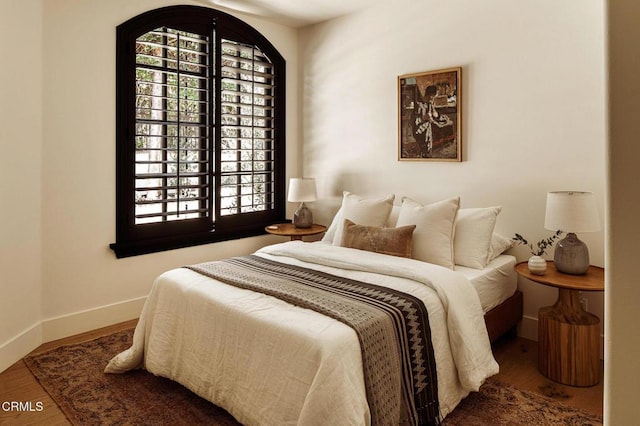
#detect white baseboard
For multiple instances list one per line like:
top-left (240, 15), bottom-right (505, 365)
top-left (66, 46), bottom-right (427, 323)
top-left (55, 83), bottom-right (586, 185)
top-left (519, 314), bottom-right (539, 341)
top-left (42, 296), bottom-right (146, 342)
top-left (518, 314), bottom-right (605, 360)
top-left (0, 296), bottom-right (146, 374)
top-left (0, 322), bottom-right (43, 374)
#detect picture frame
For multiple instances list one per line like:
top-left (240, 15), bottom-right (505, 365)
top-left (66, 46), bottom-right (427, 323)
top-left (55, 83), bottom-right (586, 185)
top-left (398, 67), bottom-right (462, 161)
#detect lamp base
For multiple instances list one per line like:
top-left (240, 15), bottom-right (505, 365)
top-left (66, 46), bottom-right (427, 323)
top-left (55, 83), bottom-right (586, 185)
top-left (293, 202), bottom-right (313, 228)
top-left (554, 232), bottom-right (590, 275)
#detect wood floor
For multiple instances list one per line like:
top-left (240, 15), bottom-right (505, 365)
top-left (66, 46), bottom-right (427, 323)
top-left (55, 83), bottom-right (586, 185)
top-left (0, 321), bottom-right (603, 425)
top-left (491, 334), bottom-right (603, 417)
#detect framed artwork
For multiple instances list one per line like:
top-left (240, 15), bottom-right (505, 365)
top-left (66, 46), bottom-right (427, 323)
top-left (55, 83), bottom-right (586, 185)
top-left (398, 67), bottom-right (462, 161)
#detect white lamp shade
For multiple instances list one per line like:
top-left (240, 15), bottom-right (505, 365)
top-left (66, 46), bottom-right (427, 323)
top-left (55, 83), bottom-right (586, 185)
top-left (287, 178), bottom-right (317, 203)
top-left (544, 191), bottom-right (600, 233)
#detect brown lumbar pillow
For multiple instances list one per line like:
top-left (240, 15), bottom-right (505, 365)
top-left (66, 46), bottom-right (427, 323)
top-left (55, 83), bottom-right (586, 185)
top-left (340, 219), bottom-right (416, 258)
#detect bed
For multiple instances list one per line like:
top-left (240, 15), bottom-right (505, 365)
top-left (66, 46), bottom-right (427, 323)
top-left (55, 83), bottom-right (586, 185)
top-left (106, 193), bottom-right (522, 425)
top-left (457, 255), bottom-right (522, 343)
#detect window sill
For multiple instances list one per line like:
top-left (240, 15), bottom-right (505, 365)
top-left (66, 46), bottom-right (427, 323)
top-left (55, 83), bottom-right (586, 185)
top-left (110, 228), bottom-right (269, 258)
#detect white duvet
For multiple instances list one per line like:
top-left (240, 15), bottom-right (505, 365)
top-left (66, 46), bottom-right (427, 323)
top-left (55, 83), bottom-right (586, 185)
top-left (106, 241), bottom-right (498, 425)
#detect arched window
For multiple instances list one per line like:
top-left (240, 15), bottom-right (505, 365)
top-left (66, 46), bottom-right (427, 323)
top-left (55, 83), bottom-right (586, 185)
top-left (111, 6), bottom-right (286, 258)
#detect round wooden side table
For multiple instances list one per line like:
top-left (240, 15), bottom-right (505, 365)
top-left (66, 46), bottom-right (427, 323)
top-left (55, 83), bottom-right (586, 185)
top-left (265, 223), bottom-right (327, 241)
top-left (515, 261), bottom-right (604, 387)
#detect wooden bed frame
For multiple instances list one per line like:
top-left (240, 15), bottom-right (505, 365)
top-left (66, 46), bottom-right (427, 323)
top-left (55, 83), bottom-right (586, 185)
top-left (484, 290), bottom-right (523, 343)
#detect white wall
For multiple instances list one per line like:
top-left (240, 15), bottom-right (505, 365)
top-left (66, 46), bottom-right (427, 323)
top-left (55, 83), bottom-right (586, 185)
top-left (2, 2), bottom-right (635, 422)
top-left (299, 0), bottom-right (606, 342)
top-left (606, 0), bottom-right (640, 422)
top-left (0, 0), bottom-right (44, 370)
top-left (0, 0), bottom-right (615, 388)
top-left (40, 0), bottom-right (299, 325)
top-left (0, 0), bottom-right (299, 372)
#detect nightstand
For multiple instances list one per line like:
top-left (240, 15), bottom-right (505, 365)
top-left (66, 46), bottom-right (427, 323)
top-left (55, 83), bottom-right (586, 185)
top-left (515, 261), bottom-right (604, 387)
top-left (265, 223), bottom-right (327, 241)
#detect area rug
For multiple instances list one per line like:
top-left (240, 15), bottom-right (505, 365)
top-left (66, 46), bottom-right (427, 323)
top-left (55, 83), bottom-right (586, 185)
top-left (24, 329), bottom-right (603, 425)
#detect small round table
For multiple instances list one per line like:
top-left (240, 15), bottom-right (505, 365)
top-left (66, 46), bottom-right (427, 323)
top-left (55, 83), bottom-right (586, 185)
top-left (515, 261), bottom-right (604, 387)
top-left (265, 223), bottom-right (327, 241)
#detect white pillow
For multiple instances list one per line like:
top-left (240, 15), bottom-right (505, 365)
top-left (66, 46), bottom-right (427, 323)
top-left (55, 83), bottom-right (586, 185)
top-left (324, 192), bottom-right (395, 246)
top-left (395, 196), bottom-right (460, 269)
top-left (453, 206), bottom-right (502, 269)
top-left (321, 207), bottom-right (342, 243)
top-left (488, 232), bottom-right (514, 261)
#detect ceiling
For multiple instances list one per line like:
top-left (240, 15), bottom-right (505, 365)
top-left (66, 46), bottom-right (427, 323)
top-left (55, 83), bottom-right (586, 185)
top-left (194, 0), bottom-right (382, 27)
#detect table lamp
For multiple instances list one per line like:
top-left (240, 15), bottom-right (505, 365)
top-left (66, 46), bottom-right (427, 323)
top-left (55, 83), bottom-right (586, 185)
top-left (544, 191), bottom-right (600, 275)
top-left (288, 178), bottom-right (317, 228)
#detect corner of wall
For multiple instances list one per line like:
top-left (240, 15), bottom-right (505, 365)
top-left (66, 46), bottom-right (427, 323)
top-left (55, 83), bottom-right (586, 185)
top-left (0, 296), bottom-right (145, 374)
top-left (0, 323), bottom-right (42, 374)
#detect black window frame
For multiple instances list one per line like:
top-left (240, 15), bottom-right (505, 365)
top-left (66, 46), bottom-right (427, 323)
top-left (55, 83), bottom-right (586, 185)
top-left (110, 6), bottom-right (286, 258)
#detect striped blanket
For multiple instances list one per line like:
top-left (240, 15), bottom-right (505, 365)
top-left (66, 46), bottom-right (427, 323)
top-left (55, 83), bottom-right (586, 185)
top-left (187, 255), bottom-right (440, 425)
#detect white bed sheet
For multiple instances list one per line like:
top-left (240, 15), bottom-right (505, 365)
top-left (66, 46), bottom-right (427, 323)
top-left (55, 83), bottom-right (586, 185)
top-left (455, 254), bottom-right (517, 313)
top-left (106, 241), bottom-right (499, 425)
